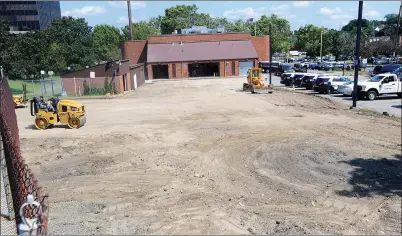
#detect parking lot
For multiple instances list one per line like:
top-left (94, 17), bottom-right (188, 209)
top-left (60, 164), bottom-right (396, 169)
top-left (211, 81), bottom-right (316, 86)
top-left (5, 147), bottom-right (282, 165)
top-left (264, 72), bottom-right (402, 117)
top-left (16, 77), bottom-right (401, 235)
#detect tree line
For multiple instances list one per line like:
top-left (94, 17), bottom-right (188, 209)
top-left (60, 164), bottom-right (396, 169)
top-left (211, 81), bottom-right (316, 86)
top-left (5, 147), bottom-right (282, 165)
top-left (0, 4), bottom-right (400, 80)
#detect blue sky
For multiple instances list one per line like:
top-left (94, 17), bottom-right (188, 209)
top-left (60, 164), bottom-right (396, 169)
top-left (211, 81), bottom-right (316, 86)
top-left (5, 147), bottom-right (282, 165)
top-left (60, 1), bottom-right (400, 31)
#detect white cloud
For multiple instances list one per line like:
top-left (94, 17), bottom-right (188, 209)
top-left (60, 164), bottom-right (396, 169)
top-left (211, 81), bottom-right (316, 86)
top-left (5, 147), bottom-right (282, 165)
top-left (223, 4), bottom-right (292, 21)
top-left (108, 1), bottom-right (146, 9)
top-left (319, 7), bottom-right (353, 27)
top-left (271, 4), bottom-right (289, 11)
top-left (293, 1), bottom-right (311, 8)
top-left (223, 7), bottom-right (259, 20)
top-left (62, 6), bottom-right (106, 17)
top-left (319, 7), bottom-right (342, 15)
top-left (364, 10), bottom-right (381, 19)
top-left (117, 16), bottom-right (128, 24)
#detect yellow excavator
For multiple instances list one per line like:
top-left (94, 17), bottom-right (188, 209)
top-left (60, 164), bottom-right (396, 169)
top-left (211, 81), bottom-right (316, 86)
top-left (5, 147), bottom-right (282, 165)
top-left (30, 96), bottom-right (86, 129)
top-left (242, 68), bottom-right (273, 94)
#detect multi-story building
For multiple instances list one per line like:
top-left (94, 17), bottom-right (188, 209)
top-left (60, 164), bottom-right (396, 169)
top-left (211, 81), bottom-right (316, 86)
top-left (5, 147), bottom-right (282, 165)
top-left (0, 1), bottom-right (61, 32)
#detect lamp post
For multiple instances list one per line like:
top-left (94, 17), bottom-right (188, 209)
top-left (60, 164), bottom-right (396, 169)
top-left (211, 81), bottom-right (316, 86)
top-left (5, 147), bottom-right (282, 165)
top-left (48, 71), bottom-right (54, 96)
top-left (352, 1), bottom-right (364, 108)
top-left (393, 1), bottom-right (402, 61)
top-left (320, 30), bottom-right (327, 63)
top-left (269, 23), bottom-right (273, 85)
top-left (127, 1), bottom-right (133, 40)
top-left (40, 70), bottom-right (46, 96)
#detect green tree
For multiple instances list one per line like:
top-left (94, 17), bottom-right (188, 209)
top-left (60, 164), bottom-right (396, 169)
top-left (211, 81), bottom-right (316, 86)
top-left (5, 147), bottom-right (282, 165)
top-left (160, 4), bottom-right (199, 34)
top-left (294, 24), bottom-right (329, 57)
top-left (83, 79), bottom-right (90, 95)
top-left (43, 16), bottom-right (95, 72)
top-left (255, 14), bottom-right (292, 53)
top-left (104, 77), bottom-right (110, 93)
top-left (122, 21), bottom-right (160, 40)
top-left (341, 19), bottom-right (371, 32)
top-left (93, 24), bottom-right (122, 62)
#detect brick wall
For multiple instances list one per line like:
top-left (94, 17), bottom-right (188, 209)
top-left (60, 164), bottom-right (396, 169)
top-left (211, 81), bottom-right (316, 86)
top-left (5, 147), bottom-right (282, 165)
top-left (251, 36), bottom-right (270, 61)
top-left (147, 64), bottom-right (153, 80)
top-left (147, 33), bottom-right (251, 44)
top-left (121, 40), bottom-right (147, 64)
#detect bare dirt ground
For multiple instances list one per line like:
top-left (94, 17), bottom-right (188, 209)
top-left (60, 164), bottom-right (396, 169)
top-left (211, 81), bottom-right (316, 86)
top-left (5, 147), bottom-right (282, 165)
top-left (15, 77), bottom-right (401, 235)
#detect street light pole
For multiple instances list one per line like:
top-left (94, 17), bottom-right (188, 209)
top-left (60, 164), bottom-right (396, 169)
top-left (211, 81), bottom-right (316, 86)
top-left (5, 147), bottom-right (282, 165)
top-left (269, 23), bottom-right (272, 85)
top-left (352, 1), bottom-right (364, 108)
top-left (320, 30), bottom-right (323, 62)
top-left (393, 1), bottom-right (402, 60)
top-left (127, 1), bottom-right (133, 40)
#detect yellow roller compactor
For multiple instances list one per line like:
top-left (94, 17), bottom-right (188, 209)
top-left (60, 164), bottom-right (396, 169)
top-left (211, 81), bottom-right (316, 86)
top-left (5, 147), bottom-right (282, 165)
top-left (30, 96), bottom-right (86, 129)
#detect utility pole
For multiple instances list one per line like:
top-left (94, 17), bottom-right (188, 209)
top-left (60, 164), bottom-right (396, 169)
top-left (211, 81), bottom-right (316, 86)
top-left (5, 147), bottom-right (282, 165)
top-left (393, 1), bottom-right (402, 61)
top-left (127, 1), bottom-right (133, 40)
top-left (320, 30), bottom-right (323, 62)
top-left (352, 1), bottom-right (364, 108)
top-left (269, 23), bottom-right (272, 85)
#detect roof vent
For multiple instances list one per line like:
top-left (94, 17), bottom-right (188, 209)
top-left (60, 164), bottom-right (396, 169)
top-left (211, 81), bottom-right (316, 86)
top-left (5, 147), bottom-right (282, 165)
top-left (218, 41), bottom-right (220, 45)
top-left (180, 41), bottom-right (183, 45)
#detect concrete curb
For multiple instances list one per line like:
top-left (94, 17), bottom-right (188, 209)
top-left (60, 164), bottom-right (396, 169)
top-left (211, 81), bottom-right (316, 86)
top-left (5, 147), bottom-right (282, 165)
top-left (273, 86), bottom-right (400, 120)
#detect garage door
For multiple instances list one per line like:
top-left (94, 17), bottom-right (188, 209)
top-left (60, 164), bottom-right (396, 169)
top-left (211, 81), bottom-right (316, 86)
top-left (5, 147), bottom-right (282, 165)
top-left (239, 62), bottom-right (254, 76)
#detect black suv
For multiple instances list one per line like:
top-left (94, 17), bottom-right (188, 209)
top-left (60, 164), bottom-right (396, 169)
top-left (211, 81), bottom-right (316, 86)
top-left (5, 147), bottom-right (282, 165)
top-left (259, 61), bottom-right (281, 73)
top-left (293, 63), bottom-right (308, 73)
top-left (275, 64), bottom-right (294, 76)
top-left (370, 64), bottom-right (401, 77)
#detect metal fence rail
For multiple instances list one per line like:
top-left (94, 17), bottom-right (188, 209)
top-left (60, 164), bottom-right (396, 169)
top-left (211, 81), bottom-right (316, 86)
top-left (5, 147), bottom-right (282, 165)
top-left (11, 79), bottom-right (63, 99)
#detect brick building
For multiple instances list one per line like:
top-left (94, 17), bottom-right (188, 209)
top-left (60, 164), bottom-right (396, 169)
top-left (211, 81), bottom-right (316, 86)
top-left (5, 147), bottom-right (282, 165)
top-left (60, 59), bottom-right (145, 96)
top-left (121, 32), bottom-right (270, 80)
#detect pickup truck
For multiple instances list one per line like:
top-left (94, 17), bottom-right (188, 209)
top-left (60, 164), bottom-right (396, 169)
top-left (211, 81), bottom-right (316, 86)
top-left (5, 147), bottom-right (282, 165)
top-left (357, 73), bottom-right (402, 100)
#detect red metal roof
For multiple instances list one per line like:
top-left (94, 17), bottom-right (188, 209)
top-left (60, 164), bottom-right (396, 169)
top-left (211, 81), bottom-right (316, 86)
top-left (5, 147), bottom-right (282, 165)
top-left (147, 40), bottom-right (259, 63)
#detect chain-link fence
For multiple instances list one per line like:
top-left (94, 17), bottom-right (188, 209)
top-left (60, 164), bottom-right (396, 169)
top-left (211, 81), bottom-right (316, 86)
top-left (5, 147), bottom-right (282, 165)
top-left (10, 78), bottom-right (63, 99)
top-left (61, 77), bottom-right (119, 97)
top-left (1, 76), bottom-right (49, 235)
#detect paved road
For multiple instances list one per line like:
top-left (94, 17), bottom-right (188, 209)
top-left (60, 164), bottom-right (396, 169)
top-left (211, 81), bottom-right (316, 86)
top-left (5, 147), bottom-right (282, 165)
top-left (263, 73), bottom-right (402, 117)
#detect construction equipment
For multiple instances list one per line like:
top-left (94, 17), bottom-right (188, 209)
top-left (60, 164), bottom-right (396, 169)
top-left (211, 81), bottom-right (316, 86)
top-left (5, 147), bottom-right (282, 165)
top-left (30, 96), bottom-right (86, 130)
top-left (13, 95), bottom-right (27, 108)
top-left (242, 68), bottom-right (274, 94)
top-left (13, 83), bottom-right (28, 108)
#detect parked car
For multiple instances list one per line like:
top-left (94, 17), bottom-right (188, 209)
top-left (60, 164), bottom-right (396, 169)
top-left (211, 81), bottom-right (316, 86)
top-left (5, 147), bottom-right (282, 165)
top-left (369, 64), bottom-right (402, 77)
top-left (357, 73), bottom-right (402, 100)
top-left (259, 61), bottom-right (281, 73)
top-left (314, 75), bottom-right (352, 94)
top-left (323, 62), bottom-right (336, 71)
top-left (275, 64), bottom-right (294, 76)
top-left (374, 58), bottom-right (390, 65)
top-left (335, 62), bottom-right (352, 70)
top-left (337, 80), bottom-right (355, 97)
top-left (301, 73), bottom-right (321, 90)
top-left (392, 66), bottom-right (401, 78)
top-left (291, 73), bottom-right (308, 87)
top-left (280, 72), bottom-right (295, 86)
top-left (294, 63), bottom-right (308, 73)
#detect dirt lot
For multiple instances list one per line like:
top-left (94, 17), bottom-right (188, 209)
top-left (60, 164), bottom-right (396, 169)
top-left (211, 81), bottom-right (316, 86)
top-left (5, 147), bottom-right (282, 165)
top-left (15, 77), bottom-right (401, 235)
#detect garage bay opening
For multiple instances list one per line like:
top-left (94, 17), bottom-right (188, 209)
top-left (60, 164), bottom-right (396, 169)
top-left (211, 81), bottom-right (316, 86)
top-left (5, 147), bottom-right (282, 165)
top-left (188, 63), bottom-right (219, 77)
top-left (152, 65), bottom-right (169, 79)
